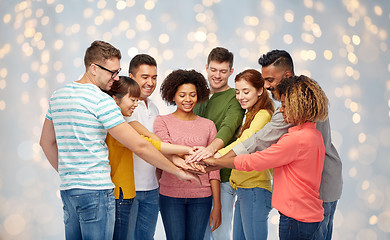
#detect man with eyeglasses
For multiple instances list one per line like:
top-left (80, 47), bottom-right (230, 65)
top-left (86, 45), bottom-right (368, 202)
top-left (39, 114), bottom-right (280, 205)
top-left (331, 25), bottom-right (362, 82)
top-left (39, 40), bottom-right (199, 240)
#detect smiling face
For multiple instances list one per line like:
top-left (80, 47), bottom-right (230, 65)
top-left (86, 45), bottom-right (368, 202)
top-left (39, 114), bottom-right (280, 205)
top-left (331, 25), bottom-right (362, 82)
top-left (114, 94), bottom-right (139, 117)
top-left (173, 83), bottom-right (197, 114)
top-left (235, 79), bottom-right (263, 110)
top-left (93, 58), bottom-right (121, 91)
top-left (262, 64), bottom-right (291, 101)
top-left (206, 60), bottom-right (233, 93)
top-left (129, 64), bottom-right (157, 100)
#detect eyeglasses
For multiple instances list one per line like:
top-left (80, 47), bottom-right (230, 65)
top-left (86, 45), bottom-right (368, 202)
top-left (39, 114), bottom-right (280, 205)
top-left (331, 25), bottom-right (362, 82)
top-left (94, 63), bottom-right (121, 79)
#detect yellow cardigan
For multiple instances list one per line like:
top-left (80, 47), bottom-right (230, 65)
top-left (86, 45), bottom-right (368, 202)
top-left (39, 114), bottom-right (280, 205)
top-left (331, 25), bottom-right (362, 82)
top-left (106, 133), bottom-right (161, 199)
top-left (218, 109), bottom-right (273, 192)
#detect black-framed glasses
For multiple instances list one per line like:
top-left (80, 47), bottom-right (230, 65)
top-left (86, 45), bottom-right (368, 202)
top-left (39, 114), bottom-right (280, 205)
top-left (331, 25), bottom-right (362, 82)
top-left (94, 63), bottom-right (121, 79)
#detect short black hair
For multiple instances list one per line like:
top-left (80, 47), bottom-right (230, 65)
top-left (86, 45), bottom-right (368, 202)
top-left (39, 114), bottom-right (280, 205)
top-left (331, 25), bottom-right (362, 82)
top-left (128, 54), bottom-right (157, 75)
top-left (258, 50), bottom-right (294, 75)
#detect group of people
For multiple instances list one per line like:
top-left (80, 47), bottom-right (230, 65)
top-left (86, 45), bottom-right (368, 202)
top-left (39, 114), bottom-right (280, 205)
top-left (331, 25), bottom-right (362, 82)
top-left (40, 40), bottom-right (343, 240)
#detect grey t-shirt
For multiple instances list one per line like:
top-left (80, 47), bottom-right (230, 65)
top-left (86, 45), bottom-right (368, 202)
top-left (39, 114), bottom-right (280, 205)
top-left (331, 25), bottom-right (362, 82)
top-left (232, 106), bottom-right (343, 202)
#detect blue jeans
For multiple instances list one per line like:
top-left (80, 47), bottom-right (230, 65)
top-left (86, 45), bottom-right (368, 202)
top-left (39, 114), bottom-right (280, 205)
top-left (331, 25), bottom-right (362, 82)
top-left (60, 188), bottom-right (115, 240)
top-left (160, 194), bottom-right (212, 240)
top-left (204, 182), bottom-right (236, 240)
top-left (278, 212), bottom-right (320, 240)
top-left (128, 189), bottom-right (159, 240)
top-left (233, 187), bottom-right (272, 240)
top-left (113, 188), bottom-right (134, 240)
top-left (316, 200), bottom-right (338, 240)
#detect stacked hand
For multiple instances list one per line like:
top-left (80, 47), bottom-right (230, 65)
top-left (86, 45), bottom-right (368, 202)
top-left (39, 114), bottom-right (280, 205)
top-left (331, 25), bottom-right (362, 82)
top-left (171, 155), bottom-right (207, 174)
top-left (186, 146), bottom-right (214, 163)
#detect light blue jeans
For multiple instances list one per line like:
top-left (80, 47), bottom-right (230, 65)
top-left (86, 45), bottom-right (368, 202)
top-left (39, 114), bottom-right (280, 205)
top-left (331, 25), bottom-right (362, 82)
top-left (204, 182), bottom-right (236, 240)
top-left (60, 188), bottom-right (115, 240)
top-left (233, 187), bottom-right (272, 240)
top-left (128, 189), bottom-right (159, 240)
top-left (316, 200), bottom-right (338, 240)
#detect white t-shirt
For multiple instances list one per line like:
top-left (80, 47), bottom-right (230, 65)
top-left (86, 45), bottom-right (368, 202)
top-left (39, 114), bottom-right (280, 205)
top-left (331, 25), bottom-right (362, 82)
top-left (125, 98), bottom-right (160, 191)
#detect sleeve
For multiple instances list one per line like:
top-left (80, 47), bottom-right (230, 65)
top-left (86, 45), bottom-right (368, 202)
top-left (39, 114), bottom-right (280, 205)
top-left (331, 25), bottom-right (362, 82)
top-left (215, 96), bottom-right (245, 145)
top-left (153, 115), bottom-right (172, 143)
top-left (232, 108), bottom-right (290, 155)
top-left (234, 132), bottom-right (298, 172)
top-left (218, 110), bottom-right (271, 156)
top-left (45, 99), bottom-right (52, 121)
top-left (142, 135), bottom-right (161, 151)
top-left (96, 97), bottom-right (125, 130)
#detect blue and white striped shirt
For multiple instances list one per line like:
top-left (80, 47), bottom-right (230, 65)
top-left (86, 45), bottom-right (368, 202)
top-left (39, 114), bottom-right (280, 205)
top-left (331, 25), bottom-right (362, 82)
top-left (46, 82), bottom-right (124, 190)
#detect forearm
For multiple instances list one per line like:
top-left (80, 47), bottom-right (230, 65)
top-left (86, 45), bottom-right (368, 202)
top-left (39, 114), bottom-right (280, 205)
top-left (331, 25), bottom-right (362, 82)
top-left (210, 179), bottom-right (221, 208)
top-left (110, 123), bottom-right (181, 176)
top-left (215, 156), bottom-right (236, 169)
top-left (160, 142), bottom-right (191, 155)
top-left (206, 138), bottom-right (225, 155)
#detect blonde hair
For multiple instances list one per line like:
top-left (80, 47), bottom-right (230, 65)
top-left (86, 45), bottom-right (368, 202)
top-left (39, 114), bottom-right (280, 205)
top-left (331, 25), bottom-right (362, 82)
top-left (277, 75), bottom-right (328, 125)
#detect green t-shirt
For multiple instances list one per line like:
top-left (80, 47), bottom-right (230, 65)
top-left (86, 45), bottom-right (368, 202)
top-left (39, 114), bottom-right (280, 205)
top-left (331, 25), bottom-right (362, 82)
top-left (194, 88), bottom-right (245, 182)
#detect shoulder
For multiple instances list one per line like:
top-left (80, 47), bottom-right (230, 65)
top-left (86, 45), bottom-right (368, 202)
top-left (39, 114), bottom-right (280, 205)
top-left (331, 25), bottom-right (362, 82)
top-left (155, 114), bottom-right (172, 122)
top-left (255, 109), bottom-right (272, 118)
top-left (196, 116), bottom-right (214, 125)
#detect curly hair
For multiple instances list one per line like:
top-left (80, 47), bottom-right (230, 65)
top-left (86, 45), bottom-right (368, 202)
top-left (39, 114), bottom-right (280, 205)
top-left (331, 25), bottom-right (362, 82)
top-left (277, 75), bottom-right (328, 125)
top-left (84, 40), bottom-right (121, 68)
top-left (258, 49), bottom-right (294, 75)
top-left (235, 69), bottom-right (274, 137)
top-left (160, 69), bottom-right (210, 105)
top-left (104, 76), bottom-right (140, 100)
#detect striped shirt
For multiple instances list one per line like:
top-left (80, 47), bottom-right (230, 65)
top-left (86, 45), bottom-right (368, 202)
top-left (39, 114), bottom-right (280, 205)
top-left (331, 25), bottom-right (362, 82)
top-left (46, 82), bottom-right (124, 190)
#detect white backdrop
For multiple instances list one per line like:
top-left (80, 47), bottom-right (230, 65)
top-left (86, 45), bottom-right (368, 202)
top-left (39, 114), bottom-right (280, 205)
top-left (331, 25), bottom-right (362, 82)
top-left (0, 0), bottom-right (389, 239)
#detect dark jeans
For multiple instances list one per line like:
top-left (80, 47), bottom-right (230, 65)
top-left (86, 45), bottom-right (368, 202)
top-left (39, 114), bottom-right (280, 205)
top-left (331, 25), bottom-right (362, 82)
top-left (113, 188), bottom-right (134, 240)
top-left (316, 200), bottom-right (338, 240)
top-left (278, 212), bottom-right (320, 240)
top-left (159, 194), bottom-right (212, 240)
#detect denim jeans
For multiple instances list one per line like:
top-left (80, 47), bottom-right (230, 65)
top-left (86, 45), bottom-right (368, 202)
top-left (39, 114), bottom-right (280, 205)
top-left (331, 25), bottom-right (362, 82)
top-left (60, 188), bottom-right (115, 240)
top-left (204, 182), bottom-right (236, 240)
top-left (233, 187), bottom-right (272, 240)
top-left (113, 188), bottom-right (134, 240)
top-left (316, 200), bottom-right (338, 240)
top-left (159, 194), bottom-right (212, 240)
top-left (128, 188), bottom-right (159, 240)
top-left (278, 212), bottom-right (320, 240)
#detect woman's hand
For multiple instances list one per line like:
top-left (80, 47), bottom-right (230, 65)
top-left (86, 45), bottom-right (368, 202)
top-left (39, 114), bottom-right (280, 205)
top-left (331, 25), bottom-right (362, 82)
top-left (186, 146), bottom-right (214, 163)
top-left (209, 204), bottom-right (222, 232)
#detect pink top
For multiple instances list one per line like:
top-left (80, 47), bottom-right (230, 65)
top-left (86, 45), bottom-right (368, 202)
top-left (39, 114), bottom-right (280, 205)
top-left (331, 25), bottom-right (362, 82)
top-left (154, 114), bottom-right (220, 198)
top-left (234, 122), bottom-right (325, 222)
